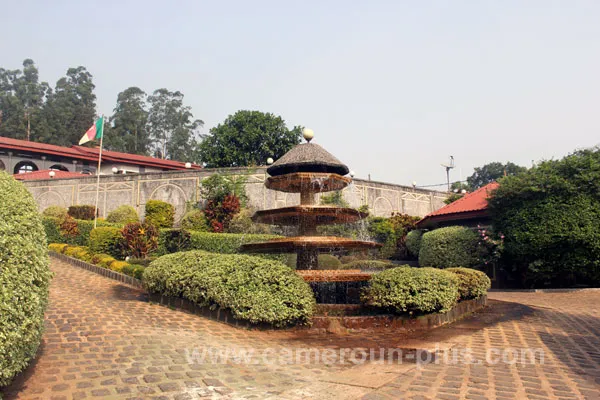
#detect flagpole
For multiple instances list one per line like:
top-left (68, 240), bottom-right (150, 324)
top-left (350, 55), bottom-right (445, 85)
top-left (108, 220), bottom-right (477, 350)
top-left (93, 115), bottom-right (105, 229)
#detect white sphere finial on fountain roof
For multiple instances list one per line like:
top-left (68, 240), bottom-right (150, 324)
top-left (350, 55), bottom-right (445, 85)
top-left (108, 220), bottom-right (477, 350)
top-left (302, 128), bottom-right (314, 142)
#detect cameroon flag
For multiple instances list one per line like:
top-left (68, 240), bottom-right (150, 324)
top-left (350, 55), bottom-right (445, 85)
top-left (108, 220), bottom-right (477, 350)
top-left (79, 117), bottom-right (104, 145)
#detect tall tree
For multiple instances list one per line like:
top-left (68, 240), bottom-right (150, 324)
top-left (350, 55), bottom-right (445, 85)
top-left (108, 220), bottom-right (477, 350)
top-left (147, 88), bottom-right (203, 161)
top-left (467, 162), bottom-right (527, 190)
top-left (45, 66), bottom-right (96, 146)
top-left (105, 87), bottom-right (150, 154)
top-left (198, 110), bottom-right (302, 168)
top-left (0, 60), bottom-right (49, 141)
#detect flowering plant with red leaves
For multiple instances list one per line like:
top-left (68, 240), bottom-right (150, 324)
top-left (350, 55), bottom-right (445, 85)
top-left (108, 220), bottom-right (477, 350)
top-left (59, 215), bottom-right (79, 238)
top-left (121, 222), bottom-right (159, 258)
top-left (204, 194), bottom-right (240, 232)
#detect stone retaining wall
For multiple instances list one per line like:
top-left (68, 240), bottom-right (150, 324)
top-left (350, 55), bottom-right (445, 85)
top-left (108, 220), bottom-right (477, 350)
top-left (26, 167), bottom-right (447, 220)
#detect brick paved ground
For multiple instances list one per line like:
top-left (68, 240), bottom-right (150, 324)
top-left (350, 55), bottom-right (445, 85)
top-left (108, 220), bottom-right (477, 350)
top-left (2, 259), bottom-right (600, 399)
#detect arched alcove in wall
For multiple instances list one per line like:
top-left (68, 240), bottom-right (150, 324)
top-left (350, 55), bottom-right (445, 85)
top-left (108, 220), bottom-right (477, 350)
top-left (14, 160), bottom-right (39, 174)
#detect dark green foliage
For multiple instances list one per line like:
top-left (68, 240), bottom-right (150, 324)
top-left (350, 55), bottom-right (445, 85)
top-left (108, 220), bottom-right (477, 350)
top-left (198, 110), bottom-right (302, 168)
top-left (467, 161), bottom-right (527, 190)
top-left (104, 87), bottom-right (151, 155)
top-left (143, 251), bottom-right (316, 326)
top-left (0, 171), bottom-right (51, 386)
top-left (68, 205), bottom-right (97, 220)
top-left (180, 209), bottom-right (210, 231)
top-left (227, 208), bottom-right (273, 234)
top-left (89, 227), bottom-right (124, 258)
top-left (362, 267), bottom-right (459, 314)
top-left (341, 260), bottom-right (396, 271)
top-left (320, 191), bottom-right (349, 207)
top-left (144, 200), bottom-right (175, 228)
top-left (405, 229), bottom-right (424, 258)
top-left (489, 149), bottom-right (600, 287)
top-left (189, 232), bottom-right (281, 254)
top-left (121, 264), bottom-right (146, 280)
top-left (157, 229), bottom-right (191, 255)
top-left (106, 205), bottom-right (139, 224)
top-left (446, 268), bottom-right (491, 300)
top-left (368, 217), bottom-right (397, 258)
top-left (419, 226), bottom-right (482, 268)
top-left (42, 206), bottom-right (68, 219)
top-left (42, 217), bottom-right (62, 243)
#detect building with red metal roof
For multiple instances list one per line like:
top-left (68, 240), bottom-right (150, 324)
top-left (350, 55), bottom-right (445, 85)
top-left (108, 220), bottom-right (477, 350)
top-left (0, 136), bottom-right (201, 175)
top-left (416, 182), bottom-right (499, 229)
top-left (13, 169), bottom-right (89, 181)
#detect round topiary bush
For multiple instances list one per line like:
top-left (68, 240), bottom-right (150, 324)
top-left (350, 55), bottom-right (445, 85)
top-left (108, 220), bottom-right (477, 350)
top-left (180, 209), bottom-right (210, 232)
top-left (405, 229), bottom-right (424, 258)
top-left (418, 226), bottom-right (482, 268)
top-left (144, 200), bottom-right (175, 228)
top-left (0, 171), bottom-right (52, 387)
top-left (361, 267), bottom-right (459, 314)
top-left (446, 267), bottom-right (491, 300)
top-left (144, 251), bottom-right (316, 327)
top-left (106, 205), bottom-right (139, 224)
top-left (42, 205), bottom-right (68, 219)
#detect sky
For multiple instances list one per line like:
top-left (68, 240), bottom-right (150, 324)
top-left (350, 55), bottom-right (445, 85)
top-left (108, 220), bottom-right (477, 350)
top-left (2, 0), bottom-right (599, 188)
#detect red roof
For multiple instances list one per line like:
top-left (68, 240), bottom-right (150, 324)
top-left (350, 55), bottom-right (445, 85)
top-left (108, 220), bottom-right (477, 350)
top-left (417, 182), bottom-right (499, 227)
top-left (0, 136), bottom-right (202, 170)
top-left (13, 170), bottom-right (89, 181)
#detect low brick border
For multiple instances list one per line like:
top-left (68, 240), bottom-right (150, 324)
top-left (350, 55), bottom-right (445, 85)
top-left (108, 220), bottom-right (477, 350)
top-left (301, 296), bottom-right (487, 333)
top-left (50, 252), bottom-right (487, 332)
top-left (49, 252), bottom-right (143, 289)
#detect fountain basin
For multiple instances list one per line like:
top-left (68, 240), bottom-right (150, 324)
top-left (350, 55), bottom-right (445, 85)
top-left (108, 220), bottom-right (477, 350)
top-left (252, 206), bottom-right (368, 226)
top-left (265, 172), bottom-right (351, 193)
top-left (240, 236), bottom-right (382, 253)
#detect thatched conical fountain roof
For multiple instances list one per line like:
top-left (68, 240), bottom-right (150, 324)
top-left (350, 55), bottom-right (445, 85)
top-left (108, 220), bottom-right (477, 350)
top-left (267, 142), bottom-right (350, 177)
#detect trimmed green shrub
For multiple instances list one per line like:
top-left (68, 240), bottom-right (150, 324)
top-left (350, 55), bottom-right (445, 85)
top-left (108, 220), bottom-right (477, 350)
top-left (127, 257), bottom-right (157, 268)
top-left (42, 205), bottom-right (68, 219)
top-left (189, 231), bottom-right (280, 254)
top-left (362, 267), bottom-right (459, 314)
top-left (43, 216), bottom-right (62, 243)
top-left (143, 251), bottom-right (316, 326)
top-left (157, 229), bottom-right (191, 255)
top-left (89, 227), bottom-right (124, 258)
top-left (419, 226), bottom-right (482, 268)
top-left (446, 267), bottom-right (491, 300)
top-left (68, 205), bottom-right (97, 220)
top-left (122, 264), bottom-right (145, 279)
top-left (405, 229), bottom-right (424, 258)
top-left (180, 209), bottom-right (210, 232)
top-left (0, 171), bottom-right (52, 387)
top-left (48, 243), bottom-right (68, 253)
top-left (106, 205), bottom-right (139, 224)
top-left (341, 260), bottom-right (396, 271)
top-left (144, 200), bottom-right (175, 228)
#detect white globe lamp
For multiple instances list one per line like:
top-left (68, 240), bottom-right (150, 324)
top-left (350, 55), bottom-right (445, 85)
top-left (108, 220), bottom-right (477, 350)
top-left (302, 128), bottom-right (314, 142)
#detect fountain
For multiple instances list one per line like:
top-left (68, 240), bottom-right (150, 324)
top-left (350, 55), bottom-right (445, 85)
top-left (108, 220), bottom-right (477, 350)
top-left (240, 129), bottom-right (381, 303)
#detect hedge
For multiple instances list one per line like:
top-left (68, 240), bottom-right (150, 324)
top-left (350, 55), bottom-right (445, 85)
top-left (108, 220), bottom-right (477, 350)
top-left (419, 226), bottom-right (482, 268)
top-left (68, 205), bottom-right (97, 220)
top-left (89, 227), bottom-right (124, 258)
top-left (42, 205), bottom-right (68, 219)
top-left (42, 216), bottom-right (120, 247)
top-left (405, 229), bottom-right (424, 258)
top-left (446, 267), bottom-right (491, 300)
top-left (180, 209), bottom-right (210, 232)
top-left (189, 231), bottom-right (281, 254)
top-left (361, 267), bottom-right (459, 314)
top-left (157, 229), bottom-right (192, 255)
top-left (106, 205), bottom-right (139, 224)
top-left (0, 171), bottom-right (52, 387)
top-left (143, 251), bottom-right (316, 327)
top-left (145, 200), bottom-right (175, 228)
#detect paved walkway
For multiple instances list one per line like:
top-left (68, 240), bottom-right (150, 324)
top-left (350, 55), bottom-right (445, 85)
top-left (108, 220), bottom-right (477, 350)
top-left (2, 259), bottom-right (599, 399)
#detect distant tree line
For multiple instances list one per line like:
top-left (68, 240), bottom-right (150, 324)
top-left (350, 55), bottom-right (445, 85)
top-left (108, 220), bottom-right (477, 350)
top-left (0, 59), bottom-right (301, 165)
